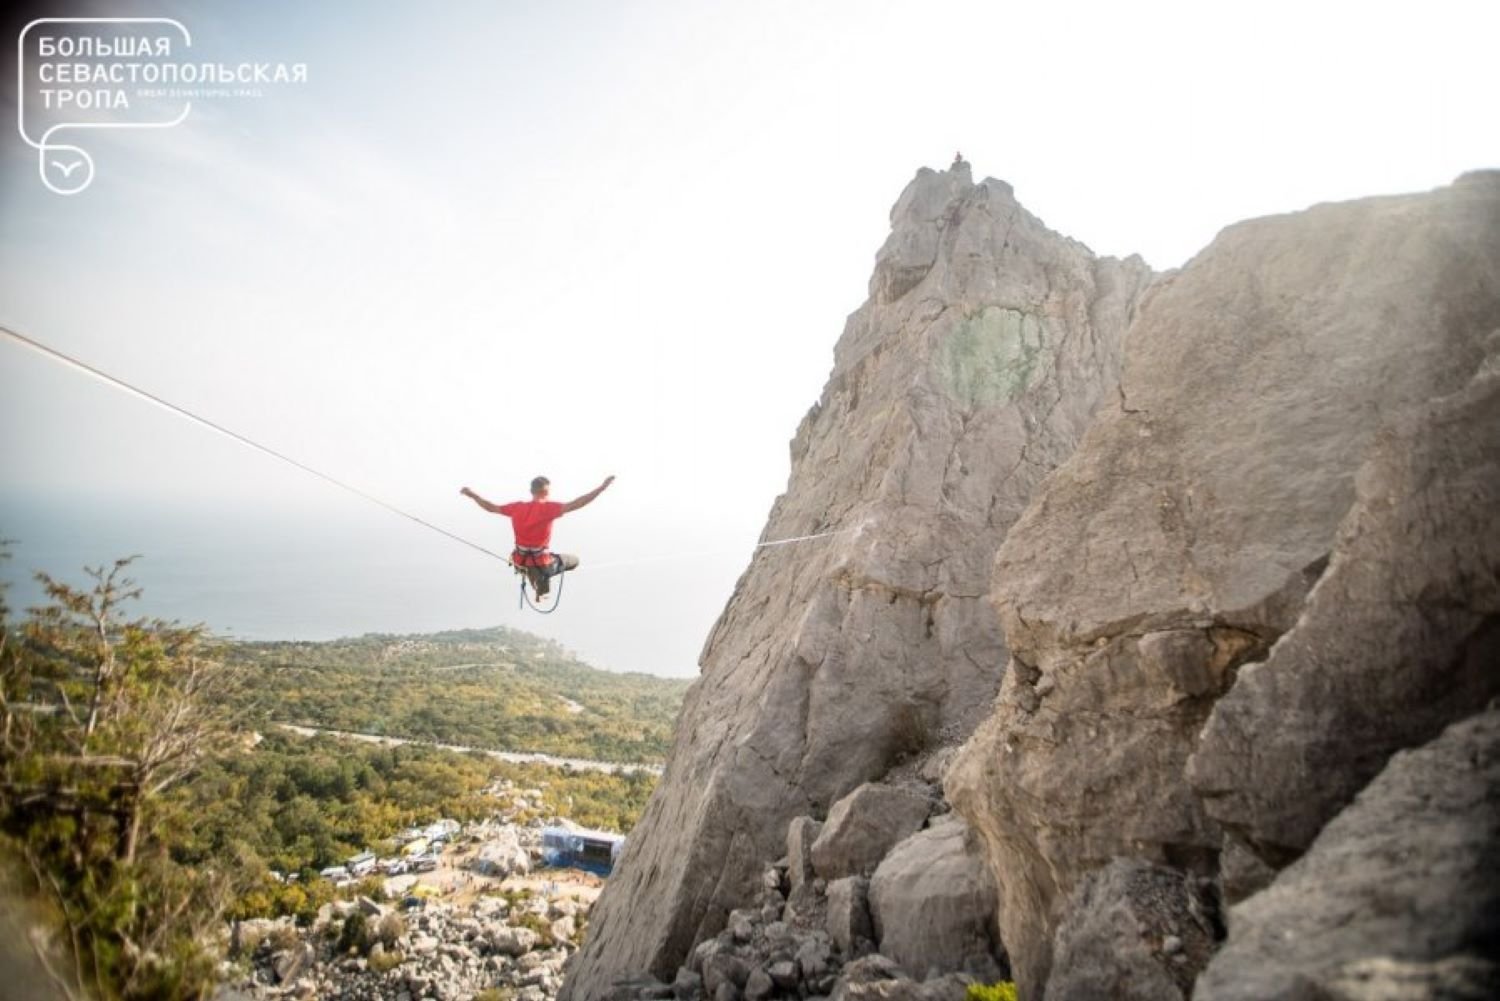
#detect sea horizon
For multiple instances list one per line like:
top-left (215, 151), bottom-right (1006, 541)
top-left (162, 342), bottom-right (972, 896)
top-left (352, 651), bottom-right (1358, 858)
top-left (0, 489), bottom-right (732, 679)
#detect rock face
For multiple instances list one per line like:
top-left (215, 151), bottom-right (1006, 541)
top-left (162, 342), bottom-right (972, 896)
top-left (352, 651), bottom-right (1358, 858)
top-left (1195, 709), bottom-right (1500, 1000)
top-left (1188, 343), bottom-right (1500, 881)
top-left (562, 161), bottom-right (1152, 999)
top-left (867, 815), bottom-right (1003, 981)
top-left (946, 170), bottom-right (1500, 996)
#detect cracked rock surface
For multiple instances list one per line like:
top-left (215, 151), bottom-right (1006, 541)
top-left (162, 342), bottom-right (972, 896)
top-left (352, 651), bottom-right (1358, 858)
top-left (560, 161), bottom-right (1151, 1000)
top-left (947, 170), bottom-right (1500, 998)
top-left (1187, 349), bottom-right (1500, 883)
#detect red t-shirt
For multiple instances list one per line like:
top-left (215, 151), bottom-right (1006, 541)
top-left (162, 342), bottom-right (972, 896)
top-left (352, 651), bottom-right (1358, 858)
top-left (498, 500), bottom-right (565, 549)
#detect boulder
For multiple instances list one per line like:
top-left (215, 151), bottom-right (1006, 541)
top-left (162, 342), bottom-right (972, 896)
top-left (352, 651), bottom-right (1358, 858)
top-left (867, 814), bottom-right (1002, 980)
top-left (688, 936), bottom-right (723, 975)
top-left (948, 170), bottom-right (1500, 997)
top-left (810, 783), bottom-right (934, 879)
top-left (476, 831), bottom-right (533, 878)
top-left (835, 953), bottom-right (905, 984)
top-left (743, 967), bottom-right (774, 1001)
top-left (829, 954), bottom-right (972, 1000)
top-left (1195, 709), bottom-right (1500, 1000)
top-left (795, 935), bottom-right (834, 981)
top-left (1044, 859), bottom-right (1216, 1001)
top-left (672, 967), bottom-right (705, 1000)
top-left (490, 925), bottom-right (540, 957)
top-left (560, 160), bottom-right (1153, 999)
top-left (760, 864), bottom-right (786, 900)
top-left (787, 816), bottom-right (822, 890)
top-left (767, 959), bottom-right (799, 990)
top-left (702, 953), bottom-right (751, 996)
top-left (825, 876), bottom-right (873, 955)
top-left (272, 943), bottom-right (314, 984)
top-left (728, 909), bottom-right (756, 943)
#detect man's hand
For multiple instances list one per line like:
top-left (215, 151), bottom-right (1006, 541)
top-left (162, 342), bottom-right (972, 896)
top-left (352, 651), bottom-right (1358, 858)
top-left (461, 486), bottom-right (501, 513)
top-left (563, 475), bottom-right (617, 514)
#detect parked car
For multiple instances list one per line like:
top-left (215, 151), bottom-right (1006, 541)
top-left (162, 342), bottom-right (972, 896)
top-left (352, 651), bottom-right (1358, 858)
top-left (347, 851), bottom-right (378, 877)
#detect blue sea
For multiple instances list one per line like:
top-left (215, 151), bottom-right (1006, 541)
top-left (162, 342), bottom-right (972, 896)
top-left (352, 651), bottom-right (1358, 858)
top-left (0, 491), bottom-right (735, 678)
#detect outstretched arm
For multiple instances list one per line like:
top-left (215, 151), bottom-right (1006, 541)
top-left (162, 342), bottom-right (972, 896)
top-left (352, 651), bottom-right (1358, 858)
top-left (460, 486), bottom-right (504, 513)
top-left (562, 475), bottom-right (615, 514)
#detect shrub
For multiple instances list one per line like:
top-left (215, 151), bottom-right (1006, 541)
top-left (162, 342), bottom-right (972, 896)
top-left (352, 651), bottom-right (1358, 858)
top-left (511, 911), bottom-right (555, 947)
top-left (354, 874), bottom-right (386, 900)
top-left (886, 702), bottom-right (935, 765)
top-left (336, 912), bottom-right (371, 955)
top-left (966, 983), bottom-right (1018, 1001)
top-left (368, 948), bottom-right (405, 974)
top-left (375, 911), bottom-right (406, 947)
top-left (265, 924), bottom-right (301, 953)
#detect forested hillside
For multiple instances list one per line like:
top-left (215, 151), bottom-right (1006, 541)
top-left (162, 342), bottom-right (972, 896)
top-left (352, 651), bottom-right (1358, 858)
top-left (0, 551), bottom-right (674, 999)
top-left (226, 627), bottom-right (690, 763)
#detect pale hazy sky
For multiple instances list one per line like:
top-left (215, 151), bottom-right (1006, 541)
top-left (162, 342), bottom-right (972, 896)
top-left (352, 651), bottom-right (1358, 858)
top-left (1, 0), bottom-right (1496, 677)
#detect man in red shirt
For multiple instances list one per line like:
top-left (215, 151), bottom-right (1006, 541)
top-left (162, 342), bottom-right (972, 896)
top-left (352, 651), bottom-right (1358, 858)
top-left (460, 474), bottom-right (614, 599)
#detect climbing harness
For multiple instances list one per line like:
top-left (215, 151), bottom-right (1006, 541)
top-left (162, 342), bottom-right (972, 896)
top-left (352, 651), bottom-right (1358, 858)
top-left (0, 323), bottom-right (859, 616)
top-left (516, 561), bottom-right (565, 614)
top-left (511, 546), bottom-right (566, 613)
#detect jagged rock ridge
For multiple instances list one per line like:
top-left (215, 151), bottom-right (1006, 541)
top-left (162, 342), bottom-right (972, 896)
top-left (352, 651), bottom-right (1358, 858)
top-left (560, 161), bottom-right (1152, 999)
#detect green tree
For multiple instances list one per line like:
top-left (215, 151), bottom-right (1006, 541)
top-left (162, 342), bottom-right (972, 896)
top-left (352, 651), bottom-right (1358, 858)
top-left (0, 555), bottom-right (244, 999)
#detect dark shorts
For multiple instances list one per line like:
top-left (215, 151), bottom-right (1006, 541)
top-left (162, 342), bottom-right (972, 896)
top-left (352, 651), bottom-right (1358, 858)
top-left (516, 551), bottom-right (579, 578)
top-left (545, 553), bottom-right (580, 578)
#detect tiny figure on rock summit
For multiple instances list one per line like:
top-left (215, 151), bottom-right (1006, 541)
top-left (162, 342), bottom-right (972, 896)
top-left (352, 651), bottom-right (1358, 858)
top-left (461, 474), bottom-right (614, 601)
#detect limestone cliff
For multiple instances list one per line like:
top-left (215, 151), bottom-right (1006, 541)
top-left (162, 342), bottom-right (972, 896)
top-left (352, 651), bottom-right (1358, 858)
top-left (566, 165), bottom-right (1500, 1001)
top-left (560, 161), bottom-right (1152, 1000)
top-left (946, 170), bottom-right (1500, 997)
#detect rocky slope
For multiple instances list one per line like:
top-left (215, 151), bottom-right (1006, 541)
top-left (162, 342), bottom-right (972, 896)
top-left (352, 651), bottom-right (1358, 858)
top-left (602, 779), bottom-right (1004, 1001)
top-left (561, 160), bottom-right (1152, 999)
top-left (567, 163), bottom-right (1500, 1001)
top-left (224, 892), bottom-right (579, 1001)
